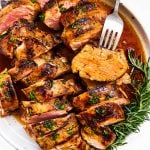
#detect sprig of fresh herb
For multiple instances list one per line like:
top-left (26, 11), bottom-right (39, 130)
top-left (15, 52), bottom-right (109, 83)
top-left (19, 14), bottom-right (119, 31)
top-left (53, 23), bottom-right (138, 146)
top-left (107, 50), bottom-right (150, 150)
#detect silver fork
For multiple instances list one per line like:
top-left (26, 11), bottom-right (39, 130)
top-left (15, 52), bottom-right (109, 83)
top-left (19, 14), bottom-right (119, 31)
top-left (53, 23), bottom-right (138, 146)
top-left (99, 0), bottom-right (124, 50)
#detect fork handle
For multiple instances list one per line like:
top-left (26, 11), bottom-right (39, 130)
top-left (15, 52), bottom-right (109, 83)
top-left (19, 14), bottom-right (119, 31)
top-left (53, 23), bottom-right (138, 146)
top-left (114, 0), bottom-right (120, 13)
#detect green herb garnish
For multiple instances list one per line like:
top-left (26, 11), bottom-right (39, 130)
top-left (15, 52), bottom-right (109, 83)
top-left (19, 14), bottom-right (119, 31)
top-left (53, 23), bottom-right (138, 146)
top-left (4, 91), bottom-right (10, 100)
top-left (10, 37), bottom-right (17, 43)
top-left (44, 121), bottom-right (56, 130)
top-left (58, 4), bottom-right (67, 13)
top-left (0, 81), bottom-right (5, 88)
top-left (95, 107), bottom-right (107, 114)
top-left (29, 90), bottom-right (36, 101)
top-left (87, 94), bottom-right (100, 105)
top-left (67, 125), bottom-right (75, 135)
top-left (38, 13), bottom-right (45, 21)
top-left (107, 50), bottom-right (150, 150)
top-left (31, 0), bottom-right (36, 3)
top-left (54, 100), bottom-right (65, 110)
top-left (52, 133), bottom-right (59, 140)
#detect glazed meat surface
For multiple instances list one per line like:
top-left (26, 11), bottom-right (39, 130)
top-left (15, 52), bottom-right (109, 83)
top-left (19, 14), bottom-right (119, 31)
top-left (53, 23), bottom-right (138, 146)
top-left (61, 0), bottom-right (109, 50)
top-left (0, 34), bottom-right (18, 59)
top-left (21, 53), bottom-right (71, 86)
top-left (0, 19), bottom-right (57, 59)
top-left (51, 134), bottom-right (90, 150)
top-left (22, 78), bottom-right (81, 102)
top-left (44, 0), bottom-right (80, 30)
top-left (25, 113), bottom-right (75, 138)
top-left (62, 17), bottom-right (102, 51)
top-left (0, 0), bottom-right (40, 34)
top-left (8, 59), bottom-right (37, 82)
top-left (81, 126), bottom-right (116, 149)
top-left (21, 96), bottom-right (72, 123)
top-left (72, 45), bottom-right (129, 81)
top-left (61, 0), bottom-right (108, 28)
top-left (73, 83), bottom-right (129, 111)
top-left (77, 100), bottom-right (125, 127)
top-left (36, 114), bottom-right (79, 150)
top-left (0, 69), bottom-right (18, 116)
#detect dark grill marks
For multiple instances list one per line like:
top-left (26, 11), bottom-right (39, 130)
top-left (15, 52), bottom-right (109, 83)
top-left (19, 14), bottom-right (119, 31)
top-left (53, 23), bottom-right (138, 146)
top-left (40, 64), bottom-right (57, 77)
top-left (18, 60), bottom-right (37, 69)
top-left (69, 18), bottom-right (91, 29)
top-left (0, 69), bottom-right (18, 116)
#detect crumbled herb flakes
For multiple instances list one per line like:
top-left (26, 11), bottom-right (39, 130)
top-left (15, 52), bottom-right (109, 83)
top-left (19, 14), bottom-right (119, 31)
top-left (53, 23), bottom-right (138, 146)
top-left (44, 121), bottom-right (56, 130)
top-left (54, 100), bottom-right (65, 110)
top-left (31, 0), bottom-right (36, 3)
top-left (58, 4), bottom-right (67, 13)
top-left (95, 107), bottom-right (107, 115)
top-left (87, 94), bottom-right (100, 105)
top-left (29, 90), bottom-right (36, 101)
top-left (10, 37), bottom-right (17, 43)
top-left (67, 125), bottom-right (75, 135)
top-left (4, 91), bottom-right (10, 100)
top-left (52, 133), bottom-right (59, 140)
top-left (0, 81), bottom-right (6, 88)
top-left (38, 13), bottom-right (45, 21)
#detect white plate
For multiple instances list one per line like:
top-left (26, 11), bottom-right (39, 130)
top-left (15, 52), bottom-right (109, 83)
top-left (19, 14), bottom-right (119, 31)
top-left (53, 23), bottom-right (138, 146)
top-left (0, 0), bottom-right (150, 150)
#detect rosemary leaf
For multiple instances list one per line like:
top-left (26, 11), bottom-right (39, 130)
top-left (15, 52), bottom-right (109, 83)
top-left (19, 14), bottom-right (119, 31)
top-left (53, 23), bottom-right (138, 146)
top-left (107, 50), bottom-right (150, 150)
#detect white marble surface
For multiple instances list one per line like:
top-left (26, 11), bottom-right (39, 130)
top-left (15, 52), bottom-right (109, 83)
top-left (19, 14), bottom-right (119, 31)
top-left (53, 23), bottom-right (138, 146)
top-left (0, 0), bottom-right (150, 150)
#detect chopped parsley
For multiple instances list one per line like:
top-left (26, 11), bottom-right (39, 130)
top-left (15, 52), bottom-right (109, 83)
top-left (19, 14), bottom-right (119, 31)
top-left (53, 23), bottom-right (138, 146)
top-left (54, 100), bottom-right (65, 110)
top-left (29, 90), bottom-right (36, 101)
top-left (0, 81), bottom-right (6, 88)
top-left (44, 121), bottom-right (56, 130)
top-left (4, 91), bottom-right (10, 100)
top-left (87, 94), bottom-right (100, 105)
top-left (95, 107), bottom-right (107, 115)
top-left (31, 0), bottom-right (36, 3)
top-left (58, 4), bottom-right (67, 13)
top-left (52, 133), bottom-right (59, 140)
top-left (67, 125), bottom-right (74, 135)
top-left (10, 37), bottom-right (17, 43)
top-left (38, 13), bottom-right (45, 21)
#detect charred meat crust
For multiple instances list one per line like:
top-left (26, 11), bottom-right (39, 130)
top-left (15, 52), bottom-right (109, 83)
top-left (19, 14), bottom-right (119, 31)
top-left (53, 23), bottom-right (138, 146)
top-left (0, 19), bottom-right (58, 59)
top-left (43, 0), bottom-right (80, 30)
top-left (21, 96), bottom-right (72, 124)
top-left (8, 59), bottom-right (37, 82)
top-left (81, 126), bottom-right (116, 149)
top-left (60, 0), bottom-right (108, 28)
top-left (25, 113), bottom-right (75, 138)
top-left (73, 83), bottom-right (129, 111)
top-left (62, 18), bottom-right (102, 51)
top-left (21, 55), bottom-right (71, 86)
top-left (36, 114), bottom-right (79, 150)
top-left (0, 69), bottom-right (18, 116)
top-left (77, 101), bottom-right (125, 127)
top-left (22, 78), bottom-right (82, 102)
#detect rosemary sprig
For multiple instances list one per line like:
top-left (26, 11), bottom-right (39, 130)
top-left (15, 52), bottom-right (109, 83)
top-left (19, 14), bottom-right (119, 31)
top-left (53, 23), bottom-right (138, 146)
top-left (107, 50), bottom-right (150, 150)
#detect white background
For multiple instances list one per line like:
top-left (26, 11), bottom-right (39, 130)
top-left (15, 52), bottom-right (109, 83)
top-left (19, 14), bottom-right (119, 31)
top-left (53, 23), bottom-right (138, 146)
top-left (0, 0), bottom-right (150, 149)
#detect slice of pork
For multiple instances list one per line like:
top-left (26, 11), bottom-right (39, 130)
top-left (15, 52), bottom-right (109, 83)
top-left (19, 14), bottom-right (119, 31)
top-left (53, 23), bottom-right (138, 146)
top-left (0, 0), bottom-right (40, 34)
top-left (81, 126), bottom-right (116, 149)
top-left (0, 69), bottom-right (18, 116)
top-left (77, 100), bottom-right (125, 127)
top-left (22, 78), bottom-right (82, 102)
top-left (73, 83), bottom-right (129, 111)
top-left (21, 96), bottom-right (72, 124)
